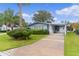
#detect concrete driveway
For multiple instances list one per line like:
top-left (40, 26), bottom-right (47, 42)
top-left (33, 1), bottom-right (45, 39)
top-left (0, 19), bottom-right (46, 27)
top-left (3, 33), bottom-right (64, 56)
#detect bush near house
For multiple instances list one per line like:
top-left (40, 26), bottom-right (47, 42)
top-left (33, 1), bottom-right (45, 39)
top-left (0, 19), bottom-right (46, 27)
top-left (7, 28), bottom-right (32, 40)
top-left (31, 29), bottom-right (49, 35)
top-left (74, 29), bottom-right (79, 34)
top-left (70, 23), bottom-right (79, 31)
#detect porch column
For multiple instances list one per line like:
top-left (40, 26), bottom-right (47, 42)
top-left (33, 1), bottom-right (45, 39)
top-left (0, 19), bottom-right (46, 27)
top-left (64, 24), bottom-right (67, 35)
top-left (49, 24), bottom-right (53, 34)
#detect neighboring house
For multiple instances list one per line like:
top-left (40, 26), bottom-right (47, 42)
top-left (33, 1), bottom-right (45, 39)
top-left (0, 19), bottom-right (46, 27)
top-left (29, 22), bottom-right (66, 34)
top-left (0, 24), bottom-right (19, 31)
top-left (0, 25), bottom-right (8, 31)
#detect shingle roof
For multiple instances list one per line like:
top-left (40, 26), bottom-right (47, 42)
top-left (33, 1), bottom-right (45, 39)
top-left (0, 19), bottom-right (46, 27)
top-left (28, 22), bottom-right (65, 26)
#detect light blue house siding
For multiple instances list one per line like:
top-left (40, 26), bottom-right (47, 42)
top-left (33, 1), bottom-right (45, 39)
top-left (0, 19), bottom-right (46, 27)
top-left (29, 23), bottom-right (48, 30)
top-left (29, 23), bottom-right (65, 34)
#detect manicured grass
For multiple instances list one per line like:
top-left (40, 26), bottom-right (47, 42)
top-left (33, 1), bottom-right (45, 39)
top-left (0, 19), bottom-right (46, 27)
top-left (0, 34), bottom-right (46, 51)
top-left (65, 32), bottom-right (79, 56)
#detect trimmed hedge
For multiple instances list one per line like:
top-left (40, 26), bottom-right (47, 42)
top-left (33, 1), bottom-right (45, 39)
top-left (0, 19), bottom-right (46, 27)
top-left (7, 28), bottom-right (32, 40)
top-left (31, 30), bottom-right (49, 35)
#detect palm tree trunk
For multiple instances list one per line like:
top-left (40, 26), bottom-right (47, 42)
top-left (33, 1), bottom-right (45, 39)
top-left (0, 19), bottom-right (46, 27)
top-left (11, 24), bottom-right (14, 30)
top-left (18, 3), bottom-right (23, 29)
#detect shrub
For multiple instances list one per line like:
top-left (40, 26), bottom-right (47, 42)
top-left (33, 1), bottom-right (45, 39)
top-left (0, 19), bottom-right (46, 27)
top-left (7, 28), bottom-right (32, 40)
top-left (75, 29), bottom-right (79, 34)
top-left (0, 30), bottom-right (6, 33)
top-left (31, 29), bottom-right (49, 35)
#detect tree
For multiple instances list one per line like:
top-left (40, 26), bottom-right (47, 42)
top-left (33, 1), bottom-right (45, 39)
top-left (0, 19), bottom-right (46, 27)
top-left (14, 13), bottom-right (27, 27)
top-left (32, 10), bottom-right (54, 31)
top-left (4, 8), bottom-right (14, 30)
top-left (0, 7), bottom-right (27, 31)
top-left (17, 3), bottom-right (30, 29)
top-left (32, 10), bottom-right (54, 23)
top-left (0, 13), bottom-right (4, 25)
top-left (17, 3), bottom-right (23, 29)
top-left (13, 15), bottom-right (21, 26)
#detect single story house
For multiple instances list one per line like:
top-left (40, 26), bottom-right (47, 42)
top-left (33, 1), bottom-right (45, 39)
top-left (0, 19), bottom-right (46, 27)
top-left (0, 24), bottom-right (19, 31)
top-left (29, 22), bottom-right (66, 34)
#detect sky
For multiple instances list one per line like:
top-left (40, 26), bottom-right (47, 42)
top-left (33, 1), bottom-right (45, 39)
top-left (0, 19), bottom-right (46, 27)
top-left (0, 3), bottom-right (79, 23)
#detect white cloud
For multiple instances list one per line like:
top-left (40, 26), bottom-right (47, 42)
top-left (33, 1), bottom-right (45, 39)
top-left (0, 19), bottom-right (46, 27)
top-left (22, 13), bottom-right (31, 18)
top-left (22, 13), bottom-right (33, 23)
top-left (53, 17), bottom-right (58, 20)
top-left (34, 11), bottom-right (39, 14)
top-left (69, 19), bottom-right (79, 23)
top-left (56, 5), bottom-right (79, 16)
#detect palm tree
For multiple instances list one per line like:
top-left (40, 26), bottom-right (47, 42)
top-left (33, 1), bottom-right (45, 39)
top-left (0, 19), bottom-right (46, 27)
top-left (0, 13), bottom-right (4, 25)
top-left (17, 3), bottom-right (30, 29)
top-left (4, 8), bottom-right (14, 30)
top-left (17, 3), bottom-right (23, 29)
top-left (14, 12), bottom-right (27, 27)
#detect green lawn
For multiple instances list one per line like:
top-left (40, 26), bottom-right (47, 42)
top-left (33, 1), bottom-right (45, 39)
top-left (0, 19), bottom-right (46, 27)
top-left (0, 34), bottom-right (46, 51)
top-left (65, 32), bottom-right (79, 56)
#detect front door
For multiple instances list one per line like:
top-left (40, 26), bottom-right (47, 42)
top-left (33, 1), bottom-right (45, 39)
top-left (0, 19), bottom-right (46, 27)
top-left (54, 26), bottom-right (59, 33)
